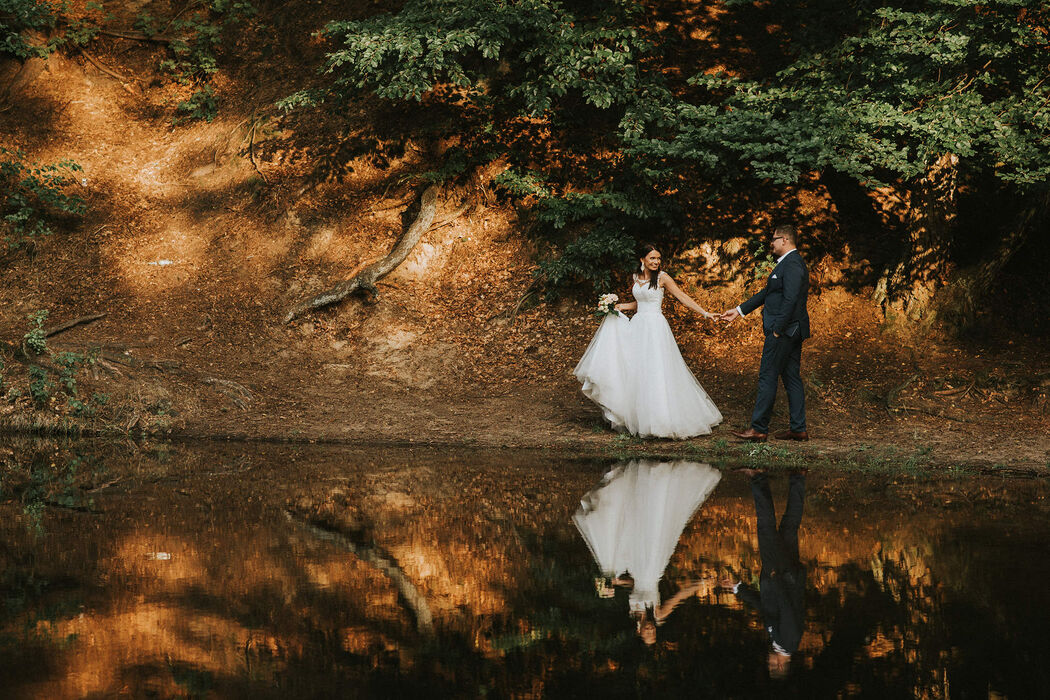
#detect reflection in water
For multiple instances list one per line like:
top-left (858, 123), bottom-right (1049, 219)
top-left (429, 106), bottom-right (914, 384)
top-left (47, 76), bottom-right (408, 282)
top-left (721, 469), bottom-right (806, 679)
top-left (573, 460), bottom-right (720, 645)
top-left (2, 440), bottom-right (1050, 697)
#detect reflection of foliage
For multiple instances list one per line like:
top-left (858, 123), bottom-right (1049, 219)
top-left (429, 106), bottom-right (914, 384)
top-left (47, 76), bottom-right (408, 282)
top-left (0, 446), bottom-right (1048, 697)
top-left (0, 451), bottom-right (98, 533)
top-left (489, 528), bottom-right (633, 655)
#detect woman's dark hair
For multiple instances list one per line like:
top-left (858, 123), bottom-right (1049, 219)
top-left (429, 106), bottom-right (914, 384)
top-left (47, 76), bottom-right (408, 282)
top-left (637, 243), bottom-right (661, 289)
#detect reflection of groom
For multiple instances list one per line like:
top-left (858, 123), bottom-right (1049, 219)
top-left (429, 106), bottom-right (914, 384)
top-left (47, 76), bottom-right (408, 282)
top-left (721, 225), bottom-right (810, 442)
top-left (721, 470), bottom-right (806, 679)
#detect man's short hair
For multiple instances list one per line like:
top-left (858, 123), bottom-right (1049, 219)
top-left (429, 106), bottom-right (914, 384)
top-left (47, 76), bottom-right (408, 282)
top-left (773, 224), bottom-right (797, 245)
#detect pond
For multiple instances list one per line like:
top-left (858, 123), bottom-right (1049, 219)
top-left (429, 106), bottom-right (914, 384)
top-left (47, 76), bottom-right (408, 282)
top-left (0, 439), bottom-right (1047, 698)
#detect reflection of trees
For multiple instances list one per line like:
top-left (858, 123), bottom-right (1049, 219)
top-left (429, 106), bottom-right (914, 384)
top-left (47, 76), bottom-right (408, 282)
top-left (2, 445), bottom-right (1050, 697)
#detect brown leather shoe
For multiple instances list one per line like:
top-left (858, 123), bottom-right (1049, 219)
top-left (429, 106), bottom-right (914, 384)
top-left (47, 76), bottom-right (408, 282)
top-left (774, 430), bottom-right (810, 441)
top-left (731, 428), bottom-right (768, 442)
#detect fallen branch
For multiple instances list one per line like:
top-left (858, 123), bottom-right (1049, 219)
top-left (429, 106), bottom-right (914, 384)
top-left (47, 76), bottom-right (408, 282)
top-left (45, 313), bottom-right (107, 339)
top-left (884, 373), bottom-right (920, 411)
top-left (98, 351), bottom-right (180, 371)
top-left (44, 499), bottom-right (100, 514)
top-left (80, 50), bottom-right (136, 94)
top-left (283, 185), bottom-right (440, 323)
top-left (202, 376), bottom-right (253, 409)
top-left (245, 112), bottom-right (269, 183)
top-left (932, 383), bottom-right (974, 398)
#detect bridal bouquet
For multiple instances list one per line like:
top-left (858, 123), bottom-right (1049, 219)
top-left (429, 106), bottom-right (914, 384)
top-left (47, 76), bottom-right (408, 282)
top-left (595, 293), bottom-right (620, 317)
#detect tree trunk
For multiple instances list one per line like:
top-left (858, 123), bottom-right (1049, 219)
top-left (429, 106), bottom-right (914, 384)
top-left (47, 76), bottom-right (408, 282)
top-left (874, 153), bottom-right (959, 323)
top-left (935, 187), bottom-right (1050, 329)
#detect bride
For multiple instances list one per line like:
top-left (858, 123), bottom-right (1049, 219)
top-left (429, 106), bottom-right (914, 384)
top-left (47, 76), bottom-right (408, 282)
top-left (574, 243), bottom-right (722, 439)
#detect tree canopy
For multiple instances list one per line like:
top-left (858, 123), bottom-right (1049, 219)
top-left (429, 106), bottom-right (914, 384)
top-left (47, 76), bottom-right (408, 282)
top-left (287, 0), bottom-right (1049, 310)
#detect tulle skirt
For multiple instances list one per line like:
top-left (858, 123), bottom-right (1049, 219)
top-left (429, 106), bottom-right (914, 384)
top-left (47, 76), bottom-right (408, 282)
top-left (573, 460), bottom-right (722, 608)
top-left (574, 311), bottom-right (722, 439)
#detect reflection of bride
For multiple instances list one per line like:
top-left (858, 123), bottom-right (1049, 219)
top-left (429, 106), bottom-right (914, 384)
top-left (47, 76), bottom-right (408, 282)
top-left (572, 460), bottom-right (722, 644)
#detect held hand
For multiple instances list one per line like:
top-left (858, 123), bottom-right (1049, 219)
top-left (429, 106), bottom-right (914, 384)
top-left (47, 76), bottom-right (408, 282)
top-left (720, 309), bottom-right (741, 323)
top-left (718, 578), bottom-right (738, 591)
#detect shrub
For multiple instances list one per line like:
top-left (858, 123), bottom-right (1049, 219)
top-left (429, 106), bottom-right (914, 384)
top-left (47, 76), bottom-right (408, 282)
top-left (0, 149), bottom-right (86, 254)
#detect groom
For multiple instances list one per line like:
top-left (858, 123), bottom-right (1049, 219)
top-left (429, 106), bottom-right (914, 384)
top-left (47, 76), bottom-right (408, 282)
top-left (721, 225), bottom-right (810, 442)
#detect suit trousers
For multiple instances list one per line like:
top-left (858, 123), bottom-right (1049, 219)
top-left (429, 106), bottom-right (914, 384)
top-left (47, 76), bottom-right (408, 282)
top-left (752, 473), bottom-right (805, 572)
top-left (750, 332), bottom-right (806, 434)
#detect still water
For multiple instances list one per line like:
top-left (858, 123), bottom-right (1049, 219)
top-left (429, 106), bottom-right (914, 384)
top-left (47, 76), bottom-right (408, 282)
top-left (1, 439), bottom-right (1048, 698)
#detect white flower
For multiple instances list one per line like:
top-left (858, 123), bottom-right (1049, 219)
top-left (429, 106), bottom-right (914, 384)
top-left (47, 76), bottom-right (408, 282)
top-left (595, 293), bottom-right (620, 316)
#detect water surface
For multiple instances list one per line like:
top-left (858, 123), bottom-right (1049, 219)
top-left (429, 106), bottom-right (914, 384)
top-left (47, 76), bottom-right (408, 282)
top-left (1, 439), bottom-right (1047, 698)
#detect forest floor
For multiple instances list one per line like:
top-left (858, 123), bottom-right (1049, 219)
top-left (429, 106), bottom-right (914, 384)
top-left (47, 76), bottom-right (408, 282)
top-left (1, 1), bottom-right (1048, 472)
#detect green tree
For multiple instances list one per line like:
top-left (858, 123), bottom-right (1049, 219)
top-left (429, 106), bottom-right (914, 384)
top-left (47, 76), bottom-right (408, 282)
top-left (282, 0), bottom-right (681, 292)
top-left (628, 0), bottom-right (1050, 323)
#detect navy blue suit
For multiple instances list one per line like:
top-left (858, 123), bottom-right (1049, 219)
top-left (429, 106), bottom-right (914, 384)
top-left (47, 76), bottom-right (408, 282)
top-left (739, 250), bottom-right (809, 434)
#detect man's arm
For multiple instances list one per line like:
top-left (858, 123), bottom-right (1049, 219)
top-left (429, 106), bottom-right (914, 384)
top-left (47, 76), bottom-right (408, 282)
top-left (738, 286), bottom-right (769, 317)
top-left (722, 578), bottom-right (761, 610)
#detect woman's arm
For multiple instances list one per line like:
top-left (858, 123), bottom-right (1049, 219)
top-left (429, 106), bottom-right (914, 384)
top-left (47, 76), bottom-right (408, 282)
top-left (655, 580), bottom-right (705, 621)
top-left (615, 276), bottom-right (638, 312)
top-left (660, 273), bottom-right (713, 318)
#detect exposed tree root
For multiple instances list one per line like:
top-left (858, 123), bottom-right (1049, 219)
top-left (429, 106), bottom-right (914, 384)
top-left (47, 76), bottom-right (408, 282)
top-left (99, 29), bottom-right (174, 43)
top-left (283, 185), bottom-right (440, 323)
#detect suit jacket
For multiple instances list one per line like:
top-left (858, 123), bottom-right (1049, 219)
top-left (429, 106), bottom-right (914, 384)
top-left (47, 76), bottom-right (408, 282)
top-left (736, 567), bottom-right (806, 655)
top-left (740, 250), bottom-right (810, 339)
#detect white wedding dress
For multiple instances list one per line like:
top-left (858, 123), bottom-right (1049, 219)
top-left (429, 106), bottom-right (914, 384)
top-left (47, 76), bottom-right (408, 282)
top-left (573, 460), bottom-right (722, 611)
top-left (574, 276), bottom-right (722, 438)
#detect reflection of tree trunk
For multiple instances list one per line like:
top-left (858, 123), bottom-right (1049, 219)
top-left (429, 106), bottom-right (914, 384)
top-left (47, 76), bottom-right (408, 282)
top-left (935, 187), bottom-right (1050, 329)
top-left (285, 510), bottom-right (435, 636)
top-left (874, 153), bottom-right (959, 322)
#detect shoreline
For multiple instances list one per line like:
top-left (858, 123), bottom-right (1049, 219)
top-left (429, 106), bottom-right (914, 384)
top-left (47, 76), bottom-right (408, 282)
top-left (3, 419), bottom-right (1047, 474)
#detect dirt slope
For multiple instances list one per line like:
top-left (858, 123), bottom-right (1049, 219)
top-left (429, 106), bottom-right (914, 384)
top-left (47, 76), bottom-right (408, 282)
top-left (1, 1), bottom-right (1047, 470)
